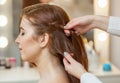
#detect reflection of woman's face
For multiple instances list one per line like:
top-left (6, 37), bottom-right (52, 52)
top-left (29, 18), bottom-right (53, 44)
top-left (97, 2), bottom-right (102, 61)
top-left (15, 17), bottom-right (41, 62)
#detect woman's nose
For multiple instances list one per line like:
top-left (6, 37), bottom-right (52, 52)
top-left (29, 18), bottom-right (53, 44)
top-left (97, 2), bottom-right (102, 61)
top-left (15, 37), bottom-right (19, 44)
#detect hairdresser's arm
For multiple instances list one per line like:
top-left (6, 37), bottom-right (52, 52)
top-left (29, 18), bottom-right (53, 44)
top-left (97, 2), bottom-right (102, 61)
top-left (64, 15), bottom-right (120, 36)
top-left (64, 15), bottom-right (109, 34)
top-left (63, 52), bottom-right (102, 83)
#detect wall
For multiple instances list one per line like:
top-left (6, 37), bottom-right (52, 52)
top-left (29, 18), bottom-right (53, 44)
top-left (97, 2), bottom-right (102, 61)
top-left (110, 0), bottom-right (120, 69)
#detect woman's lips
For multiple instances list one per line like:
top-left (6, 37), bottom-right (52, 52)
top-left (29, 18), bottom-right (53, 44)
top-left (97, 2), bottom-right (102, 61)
top-left (19, 48), bottom-right (22, 51)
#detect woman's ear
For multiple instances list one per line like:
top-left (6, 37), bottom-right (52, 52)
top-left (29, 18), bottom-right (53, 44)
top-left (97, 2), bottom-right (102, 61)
top-left (38, 33), bottom-right (49, 48)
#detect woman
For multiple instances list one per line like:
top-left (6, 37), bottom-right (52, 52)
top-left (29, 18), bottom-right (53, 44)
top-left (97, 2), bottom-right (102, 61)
top-left (15, 3), bottom-right (88, 83)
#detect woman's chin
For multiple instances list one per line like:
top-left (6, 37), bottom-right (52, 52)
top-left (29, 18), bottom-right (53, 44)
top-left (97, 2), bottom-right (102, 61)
top-left (21, 55), bottom-right (28, 61)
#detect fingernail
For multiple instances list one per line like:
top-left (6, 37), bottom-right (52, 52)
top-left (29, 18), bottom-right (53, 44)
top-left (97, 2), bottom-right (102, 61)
top-left (64, 52), bottom-right (69, 56)
top-left (64, 25), bottom-right (67, 28)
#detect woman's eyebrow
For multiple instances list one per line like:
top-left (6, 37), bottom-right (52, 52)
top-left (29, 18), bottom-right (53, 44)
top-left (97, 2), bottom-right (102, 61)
top-left (20, 27), bottom-right (24, 30)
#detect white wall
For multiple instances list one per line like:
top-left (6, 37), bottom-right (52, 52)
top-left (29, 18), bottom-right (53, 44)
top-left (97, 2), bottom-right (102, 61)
top-left (110, 0), bottom-right (120, 69)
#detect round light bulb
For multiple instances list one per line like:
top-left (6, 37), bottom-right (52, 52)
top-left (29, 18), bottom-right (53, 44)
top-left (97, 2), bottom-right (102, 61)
top-left (0, 36), bottom-right (8, 48)
top-left (0, 15), bottom-right (8, 27)
top-left (98, 33), bottom-right (107, 42)
top-left (97, 0), bottom-right (107, 8)
top-left (0, 0), bottom-right (6, 5)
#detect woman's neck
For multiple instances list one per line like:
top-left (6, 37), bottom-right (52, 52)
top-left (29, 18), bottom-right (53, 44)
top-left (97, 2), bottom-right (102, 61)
top-left (35, 49), bottom-right (68, 80)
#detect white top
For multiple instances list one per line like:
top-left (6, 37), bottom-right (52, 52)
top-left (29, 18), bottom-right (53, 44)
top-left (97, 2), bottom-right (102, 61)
top-left (107, 16), bottom-right (120, 36)
top-left (81, 73), bottom-right (102, 83)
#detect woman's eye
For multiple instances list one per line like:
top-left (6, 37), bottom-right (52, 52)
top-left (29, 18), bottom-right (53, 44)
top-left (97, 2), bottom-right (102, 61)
top-left (20, 32), bottom-right (25, 36)
top-left (21, 32), bottom-right (25, 35)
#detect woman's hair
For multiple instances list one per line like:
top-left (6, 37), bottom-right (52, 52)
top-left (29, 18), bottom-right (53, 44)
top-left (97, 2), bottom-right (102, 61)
top-left (22, 0), bottom-right (40, 8)
top-left (21, 3), bottom-right (88, 83)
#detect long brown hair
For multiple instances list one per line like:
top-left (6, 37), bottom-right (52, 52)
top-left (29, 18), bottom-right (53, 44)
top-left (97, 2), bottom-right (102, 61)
top-left (21, 3), bottom-right (88, 83)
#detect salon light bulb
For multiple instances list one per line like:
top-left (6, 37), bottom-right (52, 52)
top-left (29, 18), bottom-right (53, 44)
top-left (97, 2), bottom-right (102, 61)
top-left (98, 33), bottom-right (107, 42)
top-left (97, 0), bottom-right (107, 8)
top-left (0, 0), bottom-right (6, 5)
top-left (0, 15), bottom-right (8, 27)
top-left (0, 36), bottom-right (8, 48)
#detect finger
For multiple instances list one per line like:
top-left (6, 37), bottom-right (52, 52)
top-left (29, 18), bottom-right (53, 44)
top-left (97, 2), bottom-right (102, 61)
top-left (63, 58), bottom-right (71, 72)
top-left (74, 30), bottom-right (80, 36)
top-left (64, 30), bottom-right (70, 36)
top-left (64, 52), bottom-right (75, 63)
top-left (63, 58), bottom-right (70, 66)
top-left (67, 17), bottom-right (82, 25)
top-left (64, 18), bottom-right (83, 30)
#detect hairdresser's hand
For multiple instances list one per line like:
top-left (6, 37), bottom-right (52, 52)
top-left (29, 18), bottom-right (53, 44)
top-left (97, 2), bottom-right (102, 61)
top-left (64, 15), bottom-right (109, 35)
top-left (63, 52), bottom-right (86, 79)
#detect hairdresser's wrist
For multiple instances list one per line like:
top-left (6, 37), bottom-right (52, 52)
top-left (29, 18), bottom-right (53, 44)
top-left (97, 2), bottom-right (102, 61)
top-left (92, 15), bottom-right (109, 31)
top-left (77, 67), bottom-right (87, 79)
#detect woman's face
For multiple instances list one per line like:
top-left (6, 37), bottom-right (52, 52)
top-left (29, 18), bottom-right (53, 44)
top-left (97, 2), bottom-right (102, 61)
top-left (15, 17), bottom-right (41, 62)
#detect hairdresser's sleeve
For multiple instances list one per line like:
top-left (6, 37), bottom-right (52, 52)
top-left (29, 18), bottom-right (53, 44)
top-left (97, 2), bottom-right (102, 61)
top-left (107, 16), bottom-right (120, 36)
top-left (80, 73), bottom-right (102, 83)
